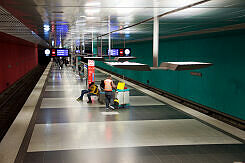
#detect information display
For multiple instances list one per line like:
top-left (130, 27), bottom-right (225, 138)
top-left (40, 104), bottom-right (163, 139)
top-left (107, 48), bottom-right (119, 56)
top-left (49, 48), bottom-right (70, 57)
top-left (57, 49), bottom-right (69, 56)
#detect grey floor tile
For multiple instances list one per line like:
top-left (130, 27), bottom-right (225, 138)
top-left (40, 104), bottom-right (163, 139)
top-left (44, 151), bottom-right (64, 163)
top-left (65, 147), bottom-right (160, 163)
top-left (43, 89), bottom-right (146, 98)
top-left (36, 105), bottom-right (192, 124)
top-left (23, 152), bottom-right (44, 163)
top-left (212, 153), bottom-right (245, 163)
top-left (177, 154), bottom-right (217, 163)
top-left (24, 145), bottom-right (245, 163)
top-left (28, 120), bottom-right (240, 152)
top-left (157, 155), bottom-right (181, 163)
top-left (129, 89), bottom-right (146, 96)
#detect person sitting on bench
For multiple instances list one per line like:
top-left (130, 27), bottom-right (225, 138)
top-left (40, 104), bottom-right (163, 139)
top-left (76, 82), bottom-right (99, 103)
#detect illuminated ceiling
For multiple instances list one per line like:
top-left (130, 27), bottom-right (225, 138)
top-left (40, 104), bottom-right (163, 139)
top-left (0, 0), bottom-right (245, 48)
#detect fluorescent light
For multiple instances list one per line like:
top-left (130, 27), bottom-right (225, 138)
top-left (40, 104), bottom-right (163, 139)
top-left (165, 62), bottom-right (211, 65)
top-left (84, 1), bottom-right (101, 16)
top-left (85, 1), bottom-right (101, 7)
top-left (86, 16), bottom-right (97, 19)
top-left (105, 62), bottom-right (147, 66)
top-left (76, 19), bottom-right (86, 23)
top-left (85, 8), bottom-right (100, 16)
top-left (162, 0), bottom-right (201, 7)
top-left (105, 61), bottom-right (151, 71)
top-left (116, 8), bottom-right (136, 16)
top-left (44, 24), bottom-right (50, 32)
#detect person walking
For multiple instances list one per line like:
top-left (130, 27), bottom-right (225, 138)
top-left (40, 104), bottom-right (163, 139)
top-left (104, 75), bottom-right (116, 110)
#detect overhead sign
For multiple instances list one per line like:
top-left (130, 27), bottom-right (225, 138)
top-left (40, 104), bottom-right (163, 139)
top-left (50, 48), bottom-right (70, 57)
top-left (107, 48), bottom-right (119, 56)
top-left (57, 49), bottom-right (69, 56)
top-left (107, 48), bottom-right (131, 57)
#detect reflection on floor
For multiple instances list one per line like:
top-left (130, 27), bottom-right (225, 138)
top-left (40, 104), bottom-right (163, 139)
top-left (23, 66), bottom-right (244, 163)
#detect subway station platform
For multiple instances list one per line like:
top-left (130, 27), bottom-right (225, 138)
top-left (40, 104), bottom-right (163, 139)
top-left (0, 63), bottom-right (245, 163)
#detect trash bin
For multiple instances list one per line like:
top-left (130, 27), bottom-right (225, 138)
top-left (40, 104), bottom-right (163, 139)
top-left (115, 89), bottom-right (130, 107)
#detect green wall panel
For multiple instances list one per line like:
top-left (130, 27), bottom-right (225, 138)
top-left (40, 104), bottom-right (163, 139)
top-left (96, 30), bottom-right (245, 120)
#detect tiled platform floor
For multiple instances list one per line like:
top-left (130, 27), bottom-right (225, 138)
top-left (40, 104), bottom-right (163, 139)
top-left (22, 66), bottom-right (244, 163)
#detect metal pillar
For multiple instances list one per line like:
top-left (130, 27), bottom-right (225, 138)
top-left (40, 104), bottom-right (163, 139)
top-left (92, 29), bottom-right (94, 54)
top-left (153, 16), bottom-right (159, 67)
top-left (76, 56), bottom-right (78, 72)
top-left (108, 16), bottom-right (111, 59)
top-left (82, 34), bottom-right (85, 54)
top-left (100, 36), bottom-right (103, 56)
top-left (97, 37), bottom-right (98, 56)
top-left (124, 34), bottom-right (125, 48)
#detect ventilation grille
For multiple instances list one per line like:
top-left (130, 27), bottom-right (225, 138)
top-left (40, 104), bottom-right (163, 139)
top-left (0, 6), bottom-right (48, 47)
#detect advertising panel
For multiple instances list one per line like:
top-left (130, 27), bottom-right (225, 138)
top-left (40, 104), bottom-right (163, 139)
top-left (88, 60), bottom-right (95, 85)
